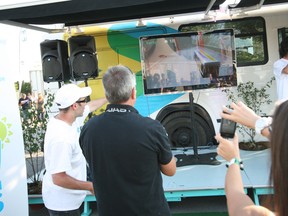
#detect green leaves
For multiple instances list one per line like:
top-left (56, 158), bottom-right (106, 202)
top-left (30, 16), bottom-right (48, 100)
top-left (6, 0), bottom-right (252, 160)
top-left (22, 93), bottom-right (54, 184)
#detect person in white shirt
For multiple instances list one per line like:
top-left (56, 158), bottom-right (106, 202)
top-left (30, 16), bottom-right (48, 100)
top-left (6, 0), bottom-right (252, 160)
top-left (273, 37), bottom-right (288, 101)
top-left (42, 84), bottom-right (106, 216)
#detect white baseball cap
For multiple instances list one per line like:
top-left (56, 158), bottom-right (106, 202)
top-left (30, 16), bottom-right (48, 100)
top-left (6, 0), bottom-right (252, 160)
top-left (55, 84), bottom-right (92, 109)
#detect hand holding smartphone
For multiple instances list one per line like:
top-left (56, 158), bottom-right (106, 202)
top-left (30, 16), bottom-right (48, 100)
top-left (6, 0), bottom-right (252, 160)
top-left (220, 112), bottom-right (237, 138)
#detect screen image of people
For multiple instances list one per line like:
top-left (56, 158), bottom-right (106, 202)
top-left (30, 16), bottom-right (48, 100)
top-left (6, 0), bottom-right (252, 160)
top-left (140, 30), bottom-right (237, 95)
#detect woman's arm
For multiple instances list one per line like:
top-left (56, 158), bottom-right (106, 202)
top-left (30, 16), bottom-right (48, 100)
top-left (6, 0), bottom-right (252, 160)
top-left (215, 133), bottom-right (274, 216)
top-left (221, 101), bottom-right (271, 139)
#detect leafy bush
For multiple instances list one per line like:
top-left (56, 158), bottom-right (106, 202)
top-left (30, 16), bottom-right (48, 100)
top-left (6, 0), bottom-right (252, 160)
top-left (22, 93), bottom-right (54, 187)
top-left (20, 81), bottom-right (32, 94)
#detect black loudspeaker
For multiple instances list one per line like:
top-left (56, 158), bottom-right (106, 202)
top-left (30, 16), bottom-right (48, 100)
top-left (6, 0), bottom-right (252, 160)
top-left (68, 36), bottom-right (98, 80)
top-left (40, 40), bottom-right (70, 82)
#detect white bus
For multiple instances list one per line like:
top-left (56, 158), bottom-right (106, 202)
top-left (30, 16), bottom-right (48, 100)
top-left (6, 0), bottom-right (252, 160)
top-left (57, 2), bottom-right (287, 150)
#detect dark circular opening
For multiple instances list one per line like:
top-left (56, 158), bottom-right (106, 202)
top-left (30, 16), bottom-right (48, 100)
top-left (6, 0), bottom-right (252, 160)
top-left (161, 111), bottom-right (215, 149)
top-left (72, 52), bottom-right (98, 78)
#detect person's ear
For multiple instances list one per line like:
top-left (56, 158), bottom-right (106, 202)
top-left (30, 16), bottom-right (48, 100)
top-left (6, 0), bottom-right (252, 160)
top-left (131, 87), bottom-right (136, 100)
top-left (71, 103), bottom-right (77, 110)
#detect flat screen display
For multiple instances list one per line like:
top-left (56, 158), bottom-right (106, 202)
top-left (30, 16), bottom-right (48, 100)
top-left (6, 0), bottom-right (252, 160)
top-left (139, 29), bottom-right (237, 95)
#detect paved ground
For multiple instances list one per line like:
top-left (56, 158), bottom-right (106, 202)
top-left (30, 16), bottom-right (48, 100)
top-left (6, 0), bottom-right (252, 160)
top-left (29, 196), bottom-right (228, 216)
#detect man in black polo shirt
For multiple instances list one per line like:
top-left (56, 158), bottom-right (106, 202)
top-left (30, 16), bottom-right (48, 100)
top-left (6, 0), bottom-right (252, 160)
top-left (80, 65), bottom-right (176, 216)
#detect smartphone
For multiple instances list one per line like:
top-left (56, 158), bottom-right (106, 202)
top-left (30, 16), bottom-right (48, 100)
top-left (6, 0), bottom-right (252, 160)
top-left (220, 118), bottom-right (237, 138)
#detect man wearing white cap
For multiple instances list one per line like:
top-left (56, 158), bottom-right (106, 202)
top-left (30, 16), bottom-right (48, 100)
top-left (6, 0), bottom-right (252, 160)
top-left (42, 84), bottom-right (106, 216)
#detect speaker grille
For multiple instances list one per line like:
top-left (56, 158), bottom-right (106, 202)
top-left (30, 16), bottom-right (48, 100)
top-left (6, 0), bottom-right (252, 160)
top-left (40, 39), bottom-right (70, 83)
top-left (72, 52), bottom-right (98, 79)
top-left (42, 56), bottom-right (62, 81)
top-left (68, 36), bottom-right (98, 80)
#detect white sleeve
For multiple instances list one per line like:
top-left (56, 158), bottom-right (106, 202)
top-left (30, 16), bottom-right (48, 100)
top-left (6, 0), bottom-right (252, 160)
top-left (274, 59), bottom-right (288, 79)
top-left (49, 138), bottom-right (73, 174)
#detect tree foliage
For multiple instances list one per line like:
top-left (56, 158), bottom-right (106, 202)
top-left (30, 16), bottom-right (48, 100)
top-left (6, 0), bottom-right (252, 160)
top-left (20, 81), bottom-right (32, 94)
top-left (22, 93), bottom-right (54, 185)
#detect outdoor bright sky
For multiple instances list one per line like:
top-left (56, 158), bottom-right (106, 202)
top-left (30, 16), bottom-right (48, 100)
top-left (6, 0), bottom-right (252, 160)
top-left (0, 23), bottom-right (58, 82)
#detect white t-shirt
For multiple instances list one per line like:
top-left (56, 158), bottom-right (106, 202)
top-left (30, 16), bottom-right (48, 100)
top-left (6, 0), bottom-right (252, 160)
top-left (42, 106), bottom-right (90, 211)
top-left (273, 58), bottom-right (288, 101)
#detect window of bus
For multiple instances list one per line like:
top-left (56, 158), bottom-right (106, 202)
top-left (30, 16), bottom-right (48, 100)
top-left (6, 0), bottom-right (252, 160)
top-left (278, 27), bottom-right (288, 58)
top-left (179, 17), bottom-right (268, 67)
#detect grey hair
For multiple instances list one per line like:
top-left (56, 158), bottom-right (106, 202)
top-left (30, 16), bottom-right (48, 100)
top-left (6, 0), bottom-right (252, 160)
top-left (102, 65), bottom-right (136, 104)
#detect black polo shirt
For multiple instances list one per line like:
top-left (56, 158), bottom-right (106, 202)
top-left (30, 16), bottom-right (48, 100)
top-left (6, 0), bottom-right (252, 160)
top-left (80, 104), bottom-right (173, 216)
